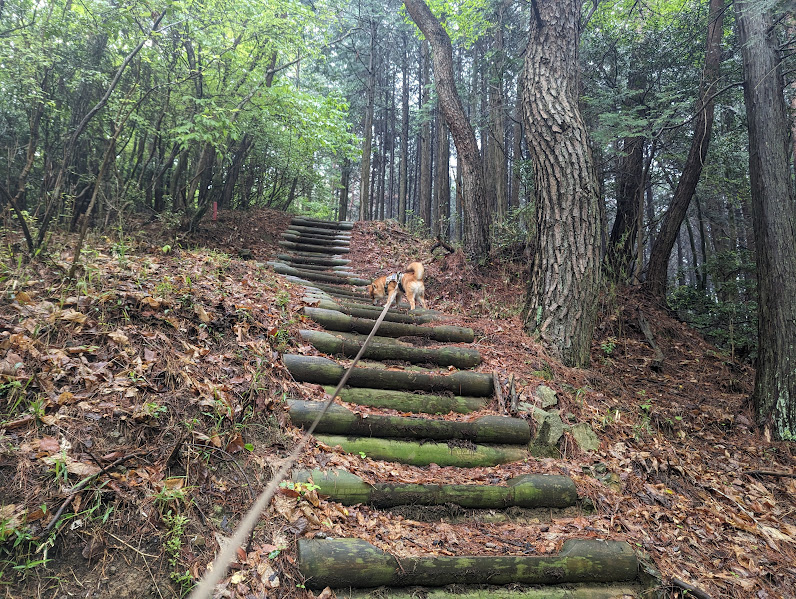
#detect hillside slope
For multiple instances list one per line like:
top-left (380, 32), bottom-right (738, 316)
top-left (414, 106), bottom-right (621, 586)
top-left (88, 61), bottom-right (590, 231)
top-left (1, 212), bottom-right (794, 599)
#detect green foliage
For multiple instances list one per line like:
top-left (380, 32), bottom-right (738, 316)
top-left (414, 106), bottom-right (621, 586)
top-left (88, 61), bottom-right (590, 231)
top-left (668, 249), bottom-right (757, 361)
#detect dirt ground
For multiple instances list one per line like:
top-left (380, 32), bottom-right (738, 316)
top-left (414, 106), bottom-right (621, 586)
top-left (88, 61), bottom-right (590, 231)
top-left (1, 210), bottom-right (794, 599)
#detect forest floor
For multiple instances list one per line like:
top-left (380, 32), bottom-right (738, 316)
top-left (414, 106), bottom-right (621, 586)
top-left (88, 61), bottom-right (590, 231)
top-left (1, 209), bottom-right (795, 599)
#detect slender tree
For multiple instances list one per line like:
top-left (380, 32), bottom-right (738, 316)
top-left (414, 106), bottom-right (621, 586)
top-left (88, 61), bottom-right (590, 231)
top-left (644, 0), bottom-right (725, 298)
top-left (404, 0), bottom-right (491, 259)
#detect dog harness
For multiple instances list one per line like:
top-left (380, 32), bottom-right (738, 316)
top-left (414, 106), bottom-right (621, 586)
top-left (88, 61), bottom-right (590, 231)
top-left (385, 272), bottom-right (405, 293)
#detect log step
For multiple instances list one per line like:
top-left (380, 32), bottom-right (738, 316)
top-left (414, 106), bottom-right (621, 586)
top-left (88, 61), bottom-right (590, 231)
top-left (279, 240), bottom-right (350, 254)
top-left (304, 307), bottom-right (475, 342)
top-left (270, 262), bottom-right (370, 286)
top-left (315, 434), bottom-right (528, 467)
top-left (337, 585), bottom-right (644, 599)
top-left (297, 538), bottom-right (638, 589)
top-left (299, 329), bottom-right (481, 368)
top-left (287, 225), bottom-right (352, 237)
top-left (285, 277), bottom-right (368, 299)
top-left (282, 232), bottom-right (352, 246)
top-left (277, 254), bottom-right (350, 266)
top-left (303, 296), bottom-right (442, 323)
top-left (323, 386), bottom-right (488, 414)
top-left (288, 400), bottom-right (528, 443)
top-left (291, 217), bottom-right (354, 230)
top-left (283, 354), bottom-right (493, 396)
top-left (292, 468), bottom-right (577, 508)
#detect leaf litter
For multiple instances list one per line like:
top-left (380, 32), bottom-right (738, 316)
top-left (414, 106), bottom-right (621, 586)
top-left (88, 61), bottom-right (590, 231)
top-left (0, 212), bottom-right (792, 599)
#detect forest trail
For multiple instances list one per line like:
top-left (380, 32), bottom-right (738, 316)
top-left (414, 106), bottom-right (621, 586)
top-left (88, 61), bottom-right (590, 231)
top-left (273, 218), bottom-right (647, 597)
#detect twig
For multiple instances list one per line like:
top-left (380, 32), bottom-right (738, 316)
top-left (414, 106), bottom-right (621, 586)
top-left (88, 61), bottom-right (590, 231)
top-left (106, 531), bottom-right (160, 559)
top-left (671, 577), bottom-right (714, 599)
top-left (638, 310), bottom-right (664, 371)
top-left (746, 470), bottom-right (796, 478)
top-left (493, 370), bottom-right (505, 415)
top-left (43, 453), bottom-right (141, 534)
top-left (508, 374), bottom-right (518, 415)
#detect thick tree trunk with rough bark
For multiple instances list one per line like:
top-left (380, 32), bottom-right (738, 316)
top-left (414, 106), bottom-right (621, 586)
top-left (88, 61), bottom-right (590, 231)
top-left (404, 0), bottom-right (490, 259)
top-left (735, 0), bottom-right (796, 439)
top-left (520, 0), bottom-right (602, 368)
top-left (644, 0), bottom-right (724, 298)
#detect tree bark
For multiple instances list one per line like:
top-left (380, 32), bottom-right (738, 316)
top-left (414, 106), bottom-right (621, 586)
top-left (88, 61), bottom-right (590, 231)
top-left (644, 0), bottom-right (724, 298)
top-left (404, 0), bottom-right (490, 259)
top-left (520, 0), bottom-right (603, 368)
top-left (398, 35), bottom-right (410, 225)
top-left (735, 0), bottom-right (796, 439)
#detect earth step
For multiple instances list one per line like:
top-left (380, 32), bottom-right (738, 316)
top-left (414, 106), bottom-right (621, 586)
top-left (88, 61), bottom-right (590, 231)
top-left (270, 262), bottom-right (370, 286)
top-left (323, 386), bottom-right (488, 414)
top-left (339, 585), bottom-right (643, 599)
top-left (282, 232), bottom-right (352, 246)
top-left (314, 434), bottom-right (528, 467)
top-left (299, 329), bottom-right (481, 368)
top-left (279, 240), bottom-right (350, 254)
top-left (291, 217), bottom-right (354, 230)
top-left (297, 538), bottom-right (638, 588)
top-left (285, 277), bottom-right (368, 300)
top-left (303, 296), bottom-right (442, 323)
top-left (277, 254), bottom-right (350, 266)
top-left (304, 307), bottom-right (475, 342)
top-left (283, 354), bottom-right (493, 395)
top-left (287, 400), bottom-right (528, 443)
top-left (292, 468), bottom-right (577, 508)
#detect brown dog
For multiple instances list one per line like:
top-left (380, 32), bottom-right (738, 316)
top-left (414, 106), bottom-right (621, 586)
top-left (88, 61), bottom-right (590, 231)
top-left (367, 262), bottom-right (427, 310)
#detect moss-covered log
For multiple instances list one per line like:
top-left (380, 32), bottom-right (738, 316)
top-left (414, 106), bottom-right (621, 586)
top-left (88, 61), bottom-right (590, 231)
top-left (285, 277), bottom-right (367, 300)
top-left (289, 264), bottom-right (355, 274)
top-left (297, 538), bottom-right (637, 589)
top-left (270, 263), bottom-right (369, 286)
top-left (287, 225), bottom-right (352, 237)
top-left (315, 435), bottom-right (527, 467)
top-left (282, 233), bottom-right (351, 246)
top-left (283, 355), bottom-right (493, 396)
top-left (292, 468), bottom-right (576, 508)
top-left (277, 254), bottom-right (350, 266)
top-left (324, 386), bottom-right (488, 414)
top-left (304, 298), bottom-right (440, 324)
top-left (304, 307), bottom-right (474, 342)
top-left (279, 240), bottom-right (350, 254)
top-left (341, 585), bottom-right (644, 599)
top-left (291, 218), bottom-right (354, 230)
top-left (288, 400), bottom-right (528, 443)
top-left (299, 330), bottom-right (481, 368)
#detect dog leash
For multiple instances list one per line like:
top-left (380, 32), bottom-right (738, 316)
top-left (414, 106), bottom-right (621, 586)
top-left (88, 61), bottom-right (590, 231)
top-left (189, 287), bottom-right (399, 599)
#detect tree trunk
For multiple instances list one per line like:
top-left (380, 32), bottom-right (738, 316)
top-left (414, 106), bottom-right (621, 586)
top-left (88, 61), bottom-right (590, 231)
top-left (419, 40), bottom-right (433, 231)
top-left (486, 1), bottom-right (508, 220)
top-left (434, 112), bottom-right (450, 238)
top-left (404, 0), bottom-right (490, 259)
top-left (398, 35), bottom-right (410, 225)
top-left (520, 0), bottom-right (602, 368)
top-left (359, 20), bottom-right (377, 221)
top-left (735, 0), bottom-right (796, 439)
top-left (644, 0), bottom-right (724, 298)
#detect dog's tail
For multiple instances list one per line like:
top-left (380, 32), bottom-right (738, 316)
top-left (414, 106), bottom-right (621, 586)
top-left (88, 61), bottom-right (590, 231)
top-left (406, 261), bottom-right (424, 281)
